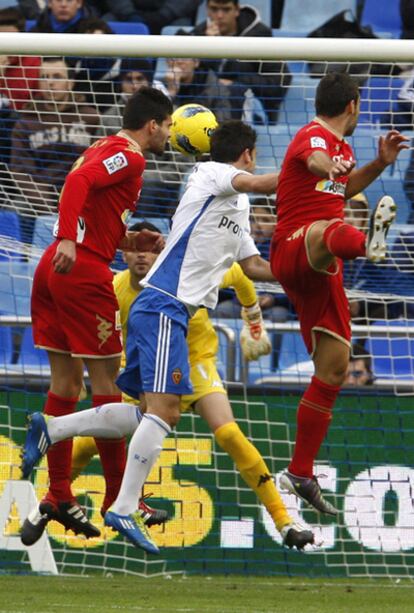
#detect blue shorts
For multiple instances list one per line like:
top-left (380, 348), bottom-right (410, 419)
top-left (116, 309), bottom-right (192, 398)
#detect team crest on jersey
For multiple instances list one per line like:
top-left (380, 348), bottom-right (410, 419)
top-left (310, 136), bottom-right (327, 149)
top-left (102, 151), bottom-right (128, 175)
top-left (172, 368), bottom-right (182, 384)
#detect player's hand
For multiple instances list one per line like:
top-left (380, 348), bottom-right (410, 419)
top-left (240, 302), bottom-right (272, 361)
top-left (328, 159), bottom-right (355, 181)
top-left (377, 130), bottom-right (410, 166)
top-left (52, 239), bottom-right (76, 274)
top-left (119, 229), bottom-right (165, 253)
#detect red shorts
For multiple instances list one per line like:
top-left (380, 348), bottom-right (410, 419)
top-left (270, 223), bottom-right (351, 355)
top-left (31, 242), bottom-right (122, 358)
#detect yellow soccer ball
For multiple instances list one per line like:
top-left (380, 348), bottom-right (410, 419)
top-left (170, 103), bottom-right (218, 156)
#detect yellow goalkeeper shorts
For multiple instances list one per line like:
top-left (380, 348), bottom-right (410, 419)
top-left (181, 359), bottom-right (226, 413)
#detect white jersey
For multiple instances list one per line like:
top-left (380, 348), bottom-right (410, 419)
top-left (141, 161), bottom-right (259, 309)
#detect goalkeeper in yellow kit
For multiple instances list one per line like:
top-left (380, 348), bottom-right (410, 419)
top-left (71, 221), bottom-right (314, 549)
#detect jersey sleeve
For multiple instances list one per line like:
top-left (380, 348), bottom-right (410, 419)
top-left (57, 145), bottom-right (145, 241)
top-left (220, 262), bottom-right (257, 306)
top-left (237, 231), bottom-right (260, 261)
top-left (294, 125), bottom-right (331, 163)
top-left (212, 163), bottom-right (250, 197)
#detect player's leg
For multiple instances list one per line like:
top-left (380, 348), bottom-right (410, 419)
top-left (85, 356), bottom-right (127, 516)
top-left (196, 392), bottom-right (314, 550)
top-left (280, 332), bottom-right (349, 515)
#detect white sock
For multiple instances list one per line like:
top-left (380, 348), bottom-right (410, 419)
top-left (110, 413), bottom-right (171, 515)
top-left (47, 403), bottom-right (142, 443)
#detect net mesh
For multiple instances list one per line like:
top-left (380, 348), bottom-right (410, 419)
top-left (0, 50), bottom-right (413, 578)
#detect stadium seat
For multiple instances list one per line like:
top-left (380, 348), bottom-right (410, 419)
top-left (31, 214), bottom-right (58, 253)
top-left (25, 20), bottom-right (149, 35)
top-left (0, 326), bottom-right (12, 365)
top-left (277, 72), bottom-right (317, 128)
top-left (359, 77), bottom-right (406, 126)
top-left (277, 332), bottom-right (309, 371)
top-left (17, 327), bottom-right (49, 367)
top-left (0, 210), bottom-right (21, 261)
top-left (360, 0), bottom-right (402, 38)
top-left (0, 261), bottom-right (32, 317)
top-left (366, 321), bottom-right (414, 379)
top-left (280, 0), bottom-right (356, 33)
top-left (196, 0), bottom-right (271, 27)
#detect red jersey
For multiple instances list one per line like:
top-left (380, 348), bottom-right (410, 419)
top-left (275, 119), bottom-right (354, 239)
top-left (0, 56), bottom-right (40, 110)
top-left (56, 134), bottom-right (145, 263)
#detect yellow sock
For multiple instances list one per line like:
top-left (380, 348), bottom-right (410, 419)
top-left (215, 422), bottom-right (292, 531)
top-left (71, 436), bottom-right (98, 481)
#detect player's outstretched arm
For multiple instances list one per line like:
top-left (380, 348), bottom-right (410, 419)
top-left (238, 255), bottom-right (275, 282)
top-left (232, 172), bottom-right (279, 195)
top-left (345, 130), bottom-right (409, 199)
top-left (119, 229), bottom-right (165, 253)
top-left (307, 150), bottom-right (355, 180)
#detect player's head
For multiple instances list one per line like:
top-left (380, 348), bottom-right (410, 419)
top-left (345, 343), bottom-right (374, 386)
top-left (210, 120), bottom-right (257, 170)
top-left (123, 221), bottom-right (163, 281)
top-left (315, 72), bottom-right (360, 136)
top-left (207, 0), bottom-right (239, 36)
top-left (122, 86), bottom-right (173, 155)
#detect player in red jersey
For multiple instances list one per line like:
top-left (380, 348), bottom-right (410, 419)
top-left (270, 73), bottom-right (408, 514)
top-left (21, 87), bottom-right (173, 544)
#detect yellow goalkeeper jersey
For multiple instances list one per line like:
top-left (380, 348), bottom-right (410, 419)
top-left (113, 262), bottom-right (257, 366)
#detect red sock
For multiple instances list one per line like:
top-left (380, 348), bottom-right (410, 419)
top-left (44, 391), bottom-right (77, 503)
top-left (289, 376), bottom-right (340, 478)
top-left (323, 221), bottom-right (366, 260)
top-left (92, 394), bottom-right (126, 513)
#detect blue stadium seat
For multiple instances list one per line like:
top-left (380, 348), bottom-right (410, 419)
top-left (359, 77), bottom-right (405, 126)
top-left (0, 210), bottom-right (21, 261)
top-left (277, 72), bottom-right (317, 128)
top-left (0, 261), bottom-right (32, 317)
top-left (277, 332), bottom-right (309, 371)
top-left (25, 20), bottom-right (149, 35)
top-left (18, 327), bottom-right (49, 367)
top-left (280, 0), bottom-right (356, 33)
top-left (361, 0), bottom-right (402, 38)
top-left (0, 326), bottom-right (12, 364)
top-left (366, 321), bottom-right (414, 380)
top-left (31, 214), bottom-right (58, 252)
top-left (196, 0), bottom-right (271, 27)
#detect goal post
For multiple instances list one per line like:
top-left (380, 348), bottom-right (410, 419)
top-left (0, 32), bottom-right (413, 578)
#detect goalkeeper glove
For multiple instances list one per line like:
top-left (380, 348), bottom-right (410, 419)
top-left (240, 302), bottom-right (271, 361)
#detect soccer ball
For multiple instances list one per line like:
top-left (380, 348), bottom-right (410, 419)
top-left (170, 103), bottom-right (218, 156)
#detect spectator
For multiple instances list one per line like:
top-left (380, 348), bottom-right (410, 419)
top-left (10, 56), bottom-right (99, 221)
top-left (0, 6), bottom-right (40, 163)
top-left (101, 0), bottom-right (201, 34)
top-left (163, 56), bottom-right (232, 122)
top-left (345, 343), bottom-right (375, 386)
top-left (73, 18), bottom-right (120, 113)
top-left (400, 0), bottom-right (414, 39)
top-left (403, 145), bottom-right (414, 224)
top-left (30, 0), bottom-right (95, 33)
top-left (189, 0), bottom-right (291, 124)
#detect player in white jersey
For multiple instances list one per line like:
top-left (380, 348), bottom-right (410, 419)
top-left (21, 120), bottom-right (279, 553)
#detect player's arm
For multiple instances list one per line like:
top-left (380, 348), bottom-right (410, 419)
top-left (344, 130), bottom-right (409, 199)
top-left (221, 263), bottom-right (271, 361)
top-left (307, 150), bottom-right (355, 180)
top-left (238, 254), bottom-right (275, 282)
top-left (232, 172), bottom-right (279, 195)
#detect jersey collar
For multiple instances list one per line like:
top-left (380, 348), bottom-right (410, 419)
top-left (117, 130), bottom-right (142, 153)
top-left (312, 116), bottom-right (345, 142)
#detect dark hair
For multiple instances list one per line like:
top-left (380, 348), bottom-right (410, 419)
top-left (210, 120), bottom-right (256, 163)
top-left (0, 6), bottom-right (25, 31)
top-left (128, 220), bottom-right (161, 233)
top-left (77, 18), bottom-right (114, 35)
top-left (119, 58), bottom-right (154, 83)
top-left (122, 86), bottom-right (173, 130)
top-left (315, 72), bottom-right (360, 117)
top-left (207, 0), bottom-right (239, 5)
top-left (41, 56), bottom-right (75, 80)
